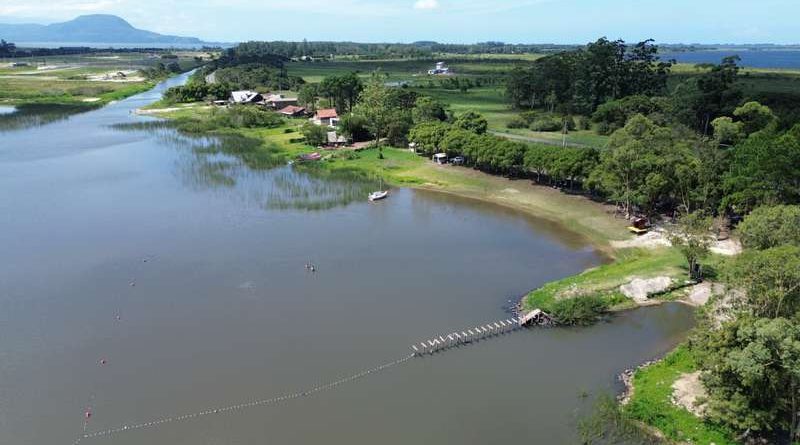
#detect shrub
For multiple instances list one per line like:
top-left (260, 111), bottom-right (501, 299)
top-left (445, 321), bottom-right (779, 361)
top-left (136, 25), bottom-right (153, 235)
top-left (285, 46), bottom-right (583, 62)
top-left (737, 205), bottom-right (800, 250)
top-left (506, 116), bottom-right (528, 129)
top-left (453, 110), bottom-right (488, 135)
top-left (519, 110), bottom-right (540, 124)
top-left (550, 296), bottom-right (608, 326)
top-left (301, 122), bottom-right (328, 146)
top-left (216, 106), bottom-right (284, 129)
top-left (529, 116), bottom-right (563, 132)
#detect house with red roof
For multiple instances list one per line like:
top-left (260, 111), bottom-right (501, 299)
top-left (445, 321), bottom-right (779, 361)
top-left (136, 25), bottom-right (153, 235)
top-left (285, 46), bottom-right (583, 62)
top-left (277, 105), bottom-right (307, 117)
top-left (312, 108), bottom-right (339, 127)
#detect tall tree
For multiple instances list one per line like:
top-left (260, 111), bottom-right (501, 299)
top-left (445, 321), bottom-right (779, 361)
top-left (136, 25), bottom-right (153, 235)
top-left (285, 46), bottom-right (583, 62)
top-left (411, 96), bottom-right (449, 123)
top-left (737, 205), bottom-right (800, 250)
top-left (724, 245), bottom-right (800, 318)
top-left (733, 101), bottom-right (778, 135)
top-left (453, 110), bottom-right (488, 135)
top-left (588, 114), bottom-right (691, 216)
top-left (678, 56), bottom-right (742, 134)
top-left (722, 123), bottom-right (800, 213)
top-left (668, 211), bottom-right (714, 279)
top-left (353, 74), bottom-right (395, 146)
top-left (696, 316), bottom-right (800, 442)
top-left (298, 84), bottom-right (321, 111)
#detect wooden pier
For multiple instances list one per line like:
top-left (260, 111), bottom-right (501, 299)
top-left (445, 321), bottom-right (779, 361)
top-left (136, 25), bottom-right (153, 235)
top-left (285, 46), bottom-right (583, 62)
top-left (410, 311), bottom-right (552, 356)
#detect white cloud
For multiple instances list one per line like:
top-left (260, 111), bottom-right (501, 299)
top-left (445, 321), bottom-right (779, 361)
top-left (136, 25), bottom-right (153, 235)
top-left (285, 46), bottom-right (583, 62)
top-left (414, 0), bottom-right (439, 10)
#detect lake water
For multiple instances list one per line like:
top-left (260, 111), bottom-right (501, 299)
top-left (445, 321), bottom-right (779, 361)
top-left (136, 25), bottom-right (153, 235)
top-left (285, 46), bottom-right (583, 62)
top-left (660, 50), bottom-right (800, 69)
top-left (0, 73), bottom-right (696, 444)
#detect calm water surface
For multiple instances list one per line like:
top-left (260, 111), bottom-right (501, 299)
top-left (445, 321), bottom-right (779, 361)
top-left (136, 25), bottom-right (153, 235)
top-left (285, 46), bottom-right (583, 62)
top-left (0, 73), bottom-right (695, 444)
top-left (661, 49), bottom-right (800, 69)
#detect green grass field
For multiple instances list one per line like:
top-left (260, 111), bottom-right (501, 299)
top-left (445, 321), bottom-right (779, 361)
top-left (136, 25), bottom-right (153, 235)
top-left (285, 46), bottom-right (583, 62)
top-left (626, 346), bottom-right (736, 445)
top-left (286, 53), bottom-right (537, 82)
top-left (0, 51), bottom-right (206, 106)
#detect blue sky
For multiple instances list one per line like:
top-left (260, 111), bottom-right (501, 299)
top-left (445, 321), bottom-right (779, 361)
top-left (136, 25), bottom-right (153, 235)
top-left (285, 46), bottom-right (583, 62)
top-left (0, 0), bottom-right (798, 44)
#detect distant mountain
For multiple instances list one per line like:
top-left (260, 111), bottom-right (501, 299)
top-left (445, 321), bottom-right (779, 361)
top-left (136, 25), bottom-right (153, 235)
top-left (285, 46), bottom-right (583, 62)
top-left (0, 14), bottom-right (202, 44)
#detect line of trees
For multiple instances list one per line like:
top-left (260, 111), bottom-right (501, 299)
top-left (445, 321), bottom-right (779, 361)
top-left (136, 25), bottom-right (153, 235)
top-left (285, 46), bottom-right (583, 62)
top-left (507, 38), bottom-right (673, 116)
top-left (507, 39), bottom-right (800, 137)
top-left (213, 40), bottom-right (573, 60)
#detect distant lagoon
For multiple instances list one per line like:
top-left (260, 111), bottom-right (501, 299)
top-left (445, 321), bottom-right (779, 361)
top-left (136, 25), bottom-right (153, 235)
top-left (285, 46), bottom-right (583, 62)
top-left (660, 50), bottom-right (800, 69)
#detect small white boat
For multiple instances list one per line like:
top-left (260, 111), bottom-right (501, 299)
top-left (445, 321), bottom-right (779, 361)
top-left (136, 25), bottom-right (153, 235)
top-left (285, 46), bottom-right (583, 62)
top-left (368, 190), bottom-right (388, 201)
top-left (368, 178), bottom-right (388, 201)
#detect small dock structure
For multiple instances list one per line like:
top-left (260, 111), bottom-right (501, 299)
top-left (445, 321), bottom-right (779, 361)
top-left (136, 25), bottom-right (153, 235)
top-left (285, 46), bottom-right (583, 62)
top-left (410, 310), bottom-right (553, 356)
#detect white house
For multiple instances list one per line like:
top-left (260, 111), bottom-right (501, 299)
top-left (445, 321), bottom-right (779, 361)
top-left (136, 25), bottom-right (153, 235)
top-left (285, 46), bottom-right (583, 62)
top-left (427, 61), bottom-right (451, 75)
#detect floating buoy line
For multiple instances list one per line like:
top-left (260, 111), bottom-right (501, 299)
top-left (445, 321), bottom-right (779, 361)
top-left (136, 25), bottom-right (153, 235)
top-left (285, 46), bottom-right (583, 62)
top-left (71, 353), bottom-right (415, 444)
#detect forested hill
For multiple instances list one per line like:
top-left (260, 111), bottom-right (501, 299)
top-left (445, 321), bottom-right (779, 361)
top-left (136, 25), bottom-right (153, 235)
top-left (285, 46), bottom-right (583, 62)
top-left (0, 15), bottom-right (202, 44)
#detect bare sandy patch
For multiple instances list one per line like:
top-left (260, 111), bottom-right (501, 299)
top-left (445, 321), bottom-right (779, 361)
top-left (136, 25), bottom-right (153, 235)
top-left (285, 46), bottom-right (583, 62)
top-left (611, 229), bottom-right (672, 249)
top-left (87, 70), bottom-right (144, 82)
top-left (710, 238), bottom-right (742, 256)
top-left (672, 371), bottom-right (707, 417)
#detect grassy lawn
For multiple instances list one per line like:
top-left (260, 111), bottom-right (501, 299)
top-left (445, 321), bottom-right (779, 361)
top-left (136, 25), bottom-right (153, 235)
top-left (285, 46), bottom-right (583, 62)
top-left (626, 346), bottom-right (736, 445)
top-left (409, 86), bottom-right (516, 128)
top-left (522, 247), bottom-right (687, 312)
top-left (497, 127), bottom-right (610, 148)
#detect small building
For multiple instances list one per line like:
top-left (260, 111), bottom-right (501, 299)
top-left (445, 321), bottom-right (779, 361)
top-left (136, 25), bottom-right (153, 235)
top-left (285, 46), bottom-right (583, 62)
top-left (312, 108), bottom-right (339, 127)
top-left (229, 90), bottom-right (263, 104)
top-left (263, 94), bottom-right (299, 109)
top-left (433, 153), bottom-right (448, 164)
top-left (427, 61), bottom-right (451, 75)
top-left (277, 105), bottom-right (307, 117)
top-left (326, 131), bottom-right (348, 147)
